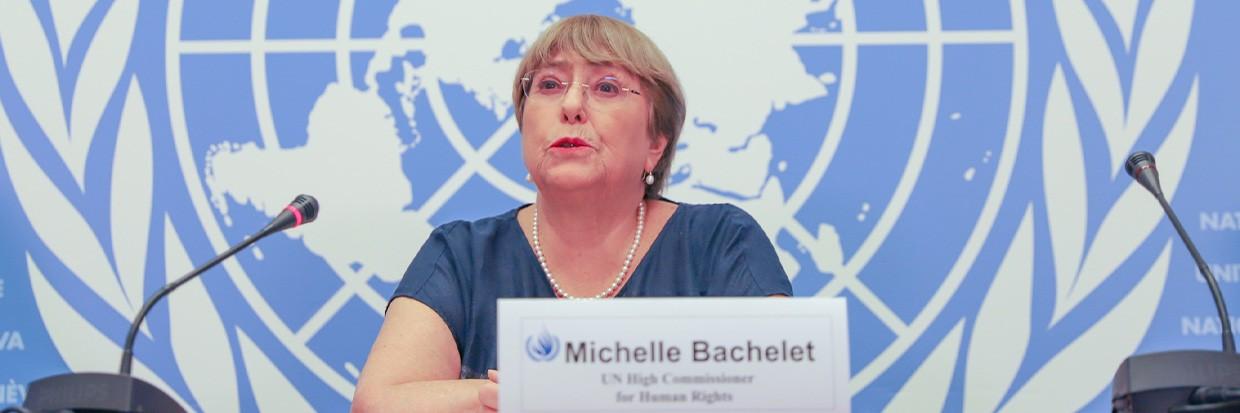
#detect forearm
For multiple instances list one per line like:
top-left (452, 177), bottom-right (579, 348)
top-left (352, 379), bottom-right (489, 413)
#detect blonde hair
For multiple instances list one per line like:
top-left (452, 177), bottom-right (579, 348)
top-left (512, 15), bottom-right (686, 199)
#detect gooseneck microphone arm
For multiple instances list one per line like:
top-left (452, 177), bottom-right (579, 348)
top-left (118, 195), bottom-right (319, 375)
top-left (1126, 152), bottom-right (1234, 354)
top-left (1153, 188), bottom-right (1235, 354)
top-left (119, 232), bottom-right (263, 375)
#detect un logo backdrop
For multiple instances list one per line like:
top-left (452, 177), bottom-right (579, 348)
top-left (1, 0), bottom-right (1237, 411)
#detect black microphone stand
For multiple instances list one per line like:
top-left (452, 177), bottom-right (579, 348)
top-left (18, 195), bottom-right (317, 412)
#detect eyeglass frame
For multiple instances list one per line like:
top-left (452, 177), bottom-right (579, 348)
top-left (519, 71), bottom-right (643, 107)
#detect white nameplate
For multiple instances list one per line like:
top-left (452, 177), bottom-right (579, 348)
top-left (498, 297), bottom-right (849, 412)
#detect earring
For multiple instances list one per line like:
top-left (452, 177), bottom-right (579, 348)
top-left (525, 173), bottom-right (532, 182)
top-left (643, 171), bottom-right (655, 186)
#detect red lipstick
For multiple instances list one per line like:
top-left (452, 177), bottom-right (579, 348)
top-left (550, 137), bottom-right (592, 149)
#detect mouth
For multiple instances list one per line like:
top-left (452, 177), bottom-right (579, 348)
top-left (549, 137), bottom-right (593, 149)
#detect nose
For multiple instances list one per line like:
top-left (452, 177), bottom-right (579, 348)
top-left (560, 83), bottom-right (588, 124)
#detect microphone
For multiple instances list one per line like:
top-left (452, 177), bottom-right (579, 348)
top-left (21, 195), bottom-right (318, 412)
top-left (1123, 152), bottom-right (1234, 353)
top-left (119, 194), bottom-right (319, 374)
top-left (1109, 153), bottom-right (1240, 412)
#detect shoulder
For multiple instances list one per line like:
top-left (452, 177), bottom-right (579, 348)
top-left (660, 201), bottom-right (772, 254)
top-left (395, 206), bottom-right (526, 296)
top-left (672, 202), bottom-right (764, 235)
top-left (427, 206), bottom-right (525, 244)
top-left (662, 202), bottom-right (792, 296)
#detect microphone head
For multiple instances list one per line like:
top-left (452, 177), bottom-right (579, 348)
top-left (1124, 151), bottom-right (1163, 197)
top-left (288, 194), bottom-right (319, 225)
top-left (1124, 151), bottom-right (1156, 179)
top-left (254, 194), bottom-right (320, 237)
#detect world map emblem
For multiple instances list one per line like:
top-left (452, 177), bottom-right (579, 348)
top-left (0, 0), bottom-right (1214, 411)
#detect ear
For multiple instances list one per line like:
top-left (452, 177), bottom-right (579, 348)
top-left (645, 134), bottom-right (668, 171)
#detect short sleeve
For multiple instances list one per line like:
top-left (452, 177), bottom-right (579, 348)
top-left (705, 205), bottom-right (794, 296)
top-left (389, 222), bottom-right (469, 353)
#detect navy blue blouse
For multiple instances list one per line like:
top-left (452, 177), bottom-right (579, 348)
top-left (390, 202), bottom-right (792, 378)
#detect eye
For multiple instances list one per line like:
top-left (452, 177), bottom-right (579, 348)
top-left (593, 78), bottom-right (622, 98)
top-left (536, 78), bottom-right (564, 94)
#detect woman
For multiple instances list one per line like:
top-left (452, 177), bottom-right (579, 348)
top-left (352, 14), bottom-right (791, 412)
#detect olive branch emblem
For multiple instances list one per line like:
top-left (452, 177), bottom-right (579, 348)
top-left (885, 2), bottom-right (1197, 411)
top-left (0, 2), bottom-right (286, 410)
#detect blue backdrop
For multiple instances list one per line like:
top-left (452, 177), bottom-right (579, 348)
top-left (1, 1), bottom-right (1237, 411)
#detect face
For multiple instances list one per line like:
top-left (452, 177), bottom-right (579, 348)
top-left (520, 52), bottom-right (667, 196)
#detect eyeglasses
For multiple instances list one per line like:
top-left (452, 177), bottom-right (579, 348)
top-left (520, 71), bottom-right (641, 108)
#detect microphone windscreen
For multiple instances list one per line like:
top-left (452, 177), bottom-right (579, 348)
top-left (1124, 151), bottom-right (1155, 178)
top-left (290, 194), bottom-right (319, 224)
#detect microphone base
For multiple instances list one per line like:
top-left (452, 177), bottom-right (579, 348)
top-left (1112, 350), bottom-right (1240, 413)
top-left (23, 372), bottom-right (184, 412)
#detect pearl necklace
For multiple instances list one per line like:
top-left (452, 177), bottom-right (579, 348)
top-left (532, 201), bottom-right (645, 299)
